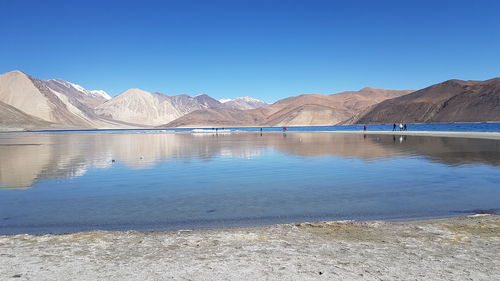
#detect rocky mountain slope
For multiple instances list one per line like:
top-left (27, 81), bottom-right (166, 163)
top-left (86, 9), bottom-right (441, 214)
top-left (94, 91), bottom-right (230, 126)
top-left (355, 78), bottom-right (500, 124)
top-left (0, 101), bottom-right (56, 131)
top-left (95, 89), bottom-right (180, 126)
top-left (44, 79), bottom-right (111, 108)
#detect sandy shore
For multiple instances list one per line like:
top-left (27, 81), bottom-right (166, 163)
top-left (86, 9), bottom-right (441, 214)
top-left (1, 215), bottom-right (499, 280)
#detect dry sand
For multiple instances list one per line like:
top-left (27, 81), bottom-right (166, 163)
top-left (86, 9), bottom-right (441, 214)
top-left (1, 215), bottom-right (499, 280)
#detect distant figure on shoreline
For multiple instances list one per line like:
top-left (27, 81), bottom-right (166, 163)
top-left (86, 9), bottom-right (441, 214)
top-left (282, 127), bottom-right (287, 132)
top-left (399, 123), bottom-right (404, 131)
top-left (404, 124), bottom-right (407, 131)
top-left (393, 123), bottom-right (396, 131)
top-left (363, 124), bottom-right (367, 131)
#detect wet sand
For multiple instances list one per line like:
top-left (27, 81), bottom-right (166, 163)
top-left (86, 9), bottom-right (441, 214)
top-left (1, 215), bottom-right (499, 280)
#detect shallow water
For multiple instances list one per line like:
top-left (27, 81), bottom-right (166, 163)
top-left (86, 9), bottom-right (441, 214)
top-left (1, 131), bottom-right (499, 234)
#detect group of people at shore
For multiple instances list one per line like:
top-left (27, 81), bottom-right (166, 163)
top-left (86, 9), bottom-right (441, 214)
top-left (393, 123), bottom-right (408, 131)
top-left (362, 123), bottom-right (408, 131)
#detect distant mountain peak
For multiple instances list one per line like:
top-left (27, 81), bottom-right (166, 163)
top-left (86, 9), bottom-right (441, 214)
top-left (9, 70), bottom-right (26, 74)
top-left (119, 88), bottom-right (151, 96)
top-left (217, 96), bottom-right (269, 110)
top-left (5, 70), bottom-right (30, 79)
top-left (359, 87), bottom-right (378, 91)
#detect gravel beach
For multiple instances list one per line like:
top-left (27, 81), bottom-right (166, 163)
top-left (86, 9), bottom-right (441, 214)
top-left (1, 215), bottom-right (499, 280)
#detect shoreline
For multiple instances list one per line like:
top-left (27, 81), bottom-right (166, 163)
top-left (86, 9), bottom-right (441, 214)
top-left (181, 129), bottom-right (500, 141)
top-left (2, 121), bottom-right (500, 133)
top-left (313, 130), bottom-right (500, 140)
top-left (1, 214), bottom-right (499, 280)
top-left (0, 212), bottom-right (484, 237)
top-left (3, 128), bottom-right (500, 140)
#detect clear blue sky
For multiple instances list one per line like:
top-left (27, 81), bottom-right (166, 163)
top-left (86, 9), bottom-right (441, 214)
top-left (1, 0), bottom-right (499, 102)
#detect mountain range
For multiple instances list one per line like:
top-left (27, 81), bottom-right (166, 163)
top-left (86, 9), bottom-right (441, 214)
top-left (0, 70), bottom-right (498, 131)
top-left (0, 70), bottom-right (269, 130)
top-left (165, 88), bottom-right (412, 127)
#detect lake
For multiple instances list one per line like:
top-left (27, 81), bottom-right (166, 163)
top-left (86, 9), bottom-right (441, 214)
top-left (1, 129), bottom-right (500, 234)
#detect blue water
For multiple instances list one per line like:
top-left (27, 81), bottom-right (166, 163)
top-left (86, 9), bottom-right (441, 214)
top-left (25, 122), bottom-right (500, 133)
top-left (0, 130), bottom-right (499, 234)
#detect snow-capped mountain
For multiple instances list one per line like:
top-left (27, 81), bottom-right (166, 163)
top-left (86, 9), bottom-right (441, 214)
top-left (45, 79), bottom-right (111, 108)
top-left (219, 96), bottom-right (269, 110)
top-left (0, 70), bottom-right (132, 129)
top-left (89, 90), bottom-right (112, 100)
top-left (50, 79), bottom-right (111, 100)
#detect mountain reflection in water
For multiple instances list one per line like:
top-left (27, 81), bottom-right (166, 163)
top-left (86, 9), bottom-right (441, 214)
top-left (1, 131), bottom-right (499, 188)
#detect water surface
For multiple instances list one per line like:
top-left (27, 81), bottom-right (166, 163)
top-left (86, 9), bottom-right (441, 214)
top-left (34, 122), bottom-right (500, 133)
top-left (1, 131), bottom-right (499, 234)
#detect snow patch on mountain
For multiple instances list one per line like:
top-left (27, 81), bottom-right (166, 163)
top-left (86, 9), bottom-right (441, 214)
top-left (220, 96), bottom-right (267, 104)
top-left (218, 96), bottom-right (269, 110)
top-left (48, 79), bottom-right (111, 100)
top-left (89, 90), bottom-right (112, 100)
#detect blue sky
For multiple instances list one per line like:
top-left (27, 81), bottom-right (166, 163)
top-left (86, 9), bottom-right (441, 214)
top-left (1, 0), bottom-right (499, 102)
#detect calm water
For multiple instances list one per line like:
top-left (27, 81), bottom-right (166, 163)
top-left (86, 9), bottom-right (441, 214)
top-left (1, 130), bottom-right (500, 234)
top-left (35, 122), bottom-right (500, 133)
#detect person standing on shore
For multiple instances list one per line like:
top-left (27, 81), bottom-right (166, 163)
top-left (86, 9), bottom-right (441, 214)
top-left (393, 123), bottom-right (396, 131)
top-left (363, 124), bottom-right (367, 131)
top-left (399, 123), bottom-right (404, 131)
top-left (404, 124), bottom-right (407, 131)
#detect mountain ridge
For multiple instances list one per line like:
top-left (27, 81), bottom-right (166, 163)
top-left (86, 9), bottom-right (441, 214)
top-left (1, 70), bottom-right (498, 131)
top-left (354, 78), bottom-right (500, 124)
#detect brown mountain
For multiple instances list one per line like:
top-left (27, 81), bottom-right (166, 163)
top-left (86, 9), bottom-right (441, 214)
top-left (164, 88), bottom-right (413, 127)
top-left (0, 101), bottom-right (58, 131)
top-left (355, 78), bottom-right (500, 124)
